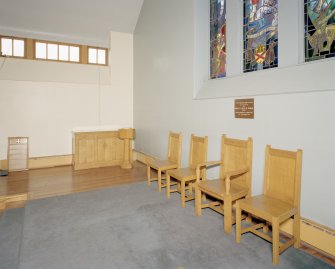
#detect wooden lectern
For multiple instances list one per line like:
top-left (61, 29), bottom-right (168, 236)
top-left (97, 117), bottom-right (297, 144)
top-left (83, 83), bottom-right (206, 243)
top-left (119, 128), bottom-right (136, 169)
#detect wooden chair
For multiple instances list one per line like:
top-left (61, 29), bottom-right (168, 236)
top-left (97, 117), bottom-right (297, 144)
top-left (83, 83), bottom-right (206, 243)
top-left (147, 132), bottom-right (182, 192)
top-left (194, 134), bottom-right (253, 234)
top-left (236, 145), bottom-right (303, 265)
top-left (166, 134), bottom-right (208, 208)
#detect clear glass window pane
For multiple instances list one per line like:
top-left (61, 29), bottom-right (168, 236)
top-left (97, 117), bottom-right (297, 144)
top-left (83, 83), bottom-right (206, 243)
top-left (59, 45), bottom-right (69, 61)
top-left (35, 42), bottom-right (47, 59)
top-left (47, 43), bottom-right (58, 60)
top-left (88, 48), bottom-right (97, 63)
top-left (13, 39), bottom-right (24, 57)
top-left (97, 49), bottom-right (106, 64)
top-left (69, 46), bottom-right (79, 62)
top-left (1, 38), bottom-right (13, 56)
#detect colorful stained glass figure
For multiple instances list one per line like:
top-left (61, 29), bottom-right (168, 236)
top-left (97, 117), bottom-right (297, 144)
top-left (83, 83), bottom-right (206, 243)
top-left (210, 0), bottom-right (226, 79)
top-left (243, 0), bottom-right (278, 73)
top-left (305, 0), bottom-right (335, 62)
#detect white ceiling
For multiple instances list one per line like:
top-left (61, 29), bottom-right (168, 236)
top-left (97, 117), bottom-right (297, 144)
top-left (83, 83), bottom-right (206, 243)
top-left (0, 0), bottom-right (144, 47)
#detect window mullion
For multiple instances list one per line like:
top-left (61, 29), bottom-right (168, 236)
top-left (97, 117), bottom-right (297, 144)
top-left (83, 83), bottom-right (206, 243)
top-left (11, 38), bottom-right (14, 56)
top-left (46, 42), bottom-right (49, 60)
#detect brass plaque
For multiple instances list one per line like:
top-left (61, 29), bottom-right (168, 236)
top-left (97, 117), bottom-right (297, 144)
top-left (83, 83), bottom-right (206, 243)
top-left (235, 98), bottom-right (254, 119)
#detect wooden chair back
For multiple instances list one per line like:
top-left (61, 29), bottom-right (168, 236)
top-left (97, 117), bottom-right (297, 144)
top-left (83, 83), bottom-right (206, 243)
top-left (264, 145), bottom-right (303, 207)
top-left (189, 134), bottom-right (208, 169)
top-left (167, 132), bottom-right (183, 168)
top-left (220, 135), bottom-right (253, 194)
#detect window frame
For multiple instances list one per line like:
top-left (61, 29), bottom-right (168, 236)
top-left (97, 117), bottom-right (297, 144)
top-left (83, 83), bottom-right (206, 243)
top-left (87, 46), bottom-right (108, 66)
top-left (33, 39), bottom-right (81, 64)
top-left (0, 35), bottom-right (26, 58)
top-left (0, 35), bottom-right (109, 66)
top-left (194, 0), bottom-right (334, 100)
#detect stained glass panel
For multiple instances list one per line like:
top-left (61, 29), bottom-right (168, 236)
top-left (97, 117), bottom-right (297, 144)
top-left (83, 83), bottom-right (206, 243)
top-left (243, 0), bottom-right (278, 73)
top-left (210, 0), bottom-right (226, 79)
top-left (305, 0), bottom-right (335, 62)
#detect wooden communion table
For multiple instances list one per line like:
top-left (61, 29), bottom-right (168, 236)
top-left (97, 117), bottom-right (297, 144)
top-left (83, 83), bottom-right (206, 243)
top-left (72, 128), bottom-right (135, 170)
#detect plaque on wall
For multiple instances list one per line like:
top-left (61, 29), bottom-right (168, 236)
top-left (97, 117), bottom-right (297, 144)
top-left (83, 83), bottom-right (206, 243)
top-left (235, 98), bottom-right (254, 119)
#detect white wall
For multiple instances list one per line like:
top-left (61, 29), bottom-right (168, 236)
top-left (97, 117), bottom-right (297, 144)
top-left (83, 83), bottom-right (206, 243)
top-left (109, 31), bottom-right (134, 125)
top-left (134, 0), bottom-right (335, 228)
top-left (0, 31), bottom-right (133, 159)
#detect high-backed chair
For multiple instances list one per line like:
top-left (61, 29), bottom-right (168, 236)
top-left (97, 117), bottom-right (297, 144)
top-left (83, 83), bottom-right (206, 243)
top-left (236, 145), bottom-right (303, 265)
top-left (166, 134), bottom-right (208, 208)
top-left (147, 132), bottom-right (182, 192)
top-left (194, 135), bottom-right (253, 234)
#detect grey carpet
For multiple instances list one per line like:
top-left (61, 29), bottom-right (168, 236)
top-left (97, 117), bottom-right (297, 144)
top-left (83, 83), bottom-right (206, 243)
top-left (0, 183), bottom-right (333, 269)
top-left (0, 208), bottom-right (24, 269)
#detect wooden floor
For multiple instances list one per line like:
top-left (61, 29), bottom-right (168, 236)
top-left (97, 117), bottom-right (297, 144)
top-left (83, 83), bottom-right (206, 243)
top-left (0, 161), bottom-right (334, 266)
top-left (0, 161), bottom-right (147, 204)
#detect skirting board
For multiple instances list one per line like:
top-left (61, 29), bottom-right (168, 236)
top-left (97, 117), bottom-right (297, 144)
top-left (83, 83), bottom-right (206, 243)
top-left (281, 217), bottom-right (335, 258)
top-left (132, 150), bottom-right (155, 164)
top-left (1, 149), bottom-right (138, 170)
top-left (0, 149), bottom-right (141, 170)
top-left (0, 155), bottom-right (73, 170)
top-left (133, 150), bottom-right (335, 258)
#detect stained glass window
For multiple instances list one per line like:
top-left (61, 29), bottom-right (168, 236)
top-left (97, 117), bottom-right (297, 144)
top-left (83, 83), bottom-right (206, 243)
top-left (243, 0), bottom-right (278, 73)
top-left (210, 0), bottom-right (226, 79)
top-left (305, 0), bottom-right (335, 62)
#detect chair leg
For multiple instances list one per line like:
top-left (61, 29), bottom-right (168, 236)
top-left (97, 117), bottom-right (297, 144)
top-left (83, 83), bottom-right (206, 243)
top-left (188, 182), bottom-right (193, 195)
top-left (236, 205), bottom-right (242, 243)
top-left (181, 180), bottom-right (186, 208)
top-left (293, 213), bottom-right (301, 248)
top-left (202, 193), bottom-right (207, 201)
top-left (272, 218), bottom-right (280, 265)
top-left (223, 196), bottom-right (232, 234)
top-left (246, 214), bottom-right (252, 224)
top-left (147, 165), bottom-right (151, 186)
top-left (166, 173), bottom-right (171, 198)
top-left (158, 169), bottom-right (162, 192)
top-left (194, 185), bottom-right (202, 216)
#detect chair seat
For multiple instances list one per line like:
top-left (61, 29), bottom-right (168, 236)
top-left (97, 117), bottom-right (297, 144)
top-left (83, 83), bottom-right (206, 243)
top-left (238, 195), bottom-right (297, 222)
top-left (198, 179), bottom-right (249, 200)
top-left (168, 168), bottom-right (196, 181)
top-left (148, 159), bottom-right (178, 171)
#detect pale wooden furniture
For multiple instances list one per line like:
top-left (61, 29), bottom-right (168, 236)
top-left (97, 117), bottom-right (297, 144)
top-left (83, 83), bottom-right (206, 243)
top-left (194, 135), bottom-right (253, 234)
top-left (8, 137), bottom-right (29, 171)
top-left (73, 129), bottom-right (135, 170)
top-left (147, 132), bottom-right (182, 192)
top-left (119, 128), bottom-right (136, 169)
top-left (236, 145), bottom-right (303, 265)
top-left (166, 134), bottom-right (208, 208)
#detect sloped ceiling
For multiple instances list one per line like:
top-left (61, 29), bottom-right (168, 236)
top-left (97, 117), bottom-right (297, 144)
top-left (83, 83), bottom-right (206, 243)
top-left (0, 0), bottom-right (144, 46)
